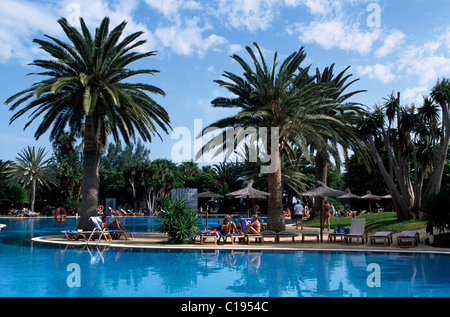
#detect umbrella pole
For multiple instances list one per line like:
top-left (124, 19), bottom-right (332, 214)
top-left (320, 211), bottom-right (323, 243)
top-left (206, 211), bottom-right (208, 231)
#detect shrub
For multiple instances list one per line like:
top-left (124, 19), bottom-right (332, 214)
top-left (158, 195), bottom-right (199, 244)
top-left (421, 187), bottom-right (450, 235)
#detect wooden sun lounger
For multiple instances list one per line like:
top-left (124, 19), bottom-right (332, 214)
top-left (277, 231), bottom-right (296, 243)
top-left (220, 232), bottom-right (245, 245)
top-left (200, 232), bottom-right (219, 245)
top-left (246, 233), bottom-right (263, 244)
top-left (397, 231), bottom-right (420, 247)
top-left (302, 230), bottom-right (319, 243)
top-left (343, 218), bottom-right (367, 245)
top-left (369, 231), bottom-right (393, 246)
top-left (63, 230), bottom-right (111, 242)
top-left (261, 230), bottom-right (277, 243)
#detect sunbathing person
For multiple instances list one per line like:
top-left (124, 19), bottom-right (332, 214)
top-left (100, 216), bottom-right (125, 231)
top-left (221, 215), bottom-right (237, 234)
top-left (243, 215), bottom-right (261, 234)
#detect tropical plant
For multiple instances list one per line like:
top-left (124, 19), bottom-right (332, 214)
top-left (158, 195), bottom-right (199, 244)
top-left (200, 43), bottom-right (338, 231)
top-left (5, 17), bottom-right (170, 229)
top-left (310, 64), bottom-right (370, 215)
top-left (422, 186), bottom-right (450, 235)
top-left (5, 146), bottom-right (57, 212)
top-left (141, 159), bottom-right (183, 215)
top-left (359, 81), bottom-right (450, 220)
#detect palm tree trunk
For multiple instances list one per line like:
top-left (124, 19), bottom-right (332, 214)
top-left (313, 151), bottom-right (328, 216)
top-left (314, 151), bottom-right (328, 242)
top-left (30, 179), bottom-right (36, 213)
top-left (267, 152), bottom-right (284, 231)
top-left (77, 116), bottom-right (101, 230)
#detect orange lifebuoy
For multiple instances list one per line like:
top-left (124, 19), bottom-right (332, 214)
top-left (54, 207), bottom-right (66, 223)
top-left (98, 205), bottom-right (104, 212)
top-left (304, 205), bottom-right (309, 216)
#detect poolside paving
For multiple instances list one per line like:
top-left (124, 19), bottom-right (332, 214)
top-left (33, 224), bottom-right (450, 253)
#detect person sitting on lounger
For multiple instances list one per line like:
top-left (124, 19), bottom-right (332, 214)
top-left (100, 216), bottom-right (126, 231)
top-left (221, 215), bottom-right (237, 234)
top-left (243, 214), bottom-right (261, 234)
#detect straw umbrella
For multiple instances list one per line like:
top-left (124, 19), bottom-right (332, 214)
top-left (226, 180), bottom-right (270, 218)
top-left (359, 191), bottom-right (381, 213)
top-left (337, 189), bottom-right (361, 200)
top-left (298, 182), bottom-right (347, 242)
top-left (198, 191), bottom-right (223, 230)
top-left (337, 190), bottom-right (360, 215)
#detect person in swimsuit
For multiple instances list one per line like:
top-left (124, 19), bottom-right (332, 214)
top-left (243, 214), bottom-right (261, 234)
top-left (322, 200), bottom-right (331, 231)
top-left (220, 215), bottom-right (237, 234)
top-left (100, 215), bottom-right (125, 231)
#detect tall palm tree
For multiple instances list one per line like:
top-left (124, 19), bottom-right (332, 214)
top-left (6, 146), bottom-right (57, 213)
top-left (311, 64), bottom-right (369, 215)
top-left (5, 17), bottom-right (170, 229)
top-left (201, 43), bottom-right (336, 231)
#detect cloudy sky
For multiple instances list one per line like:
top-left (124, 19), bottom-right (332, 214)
top-left (1, 0), bottom-right (450, 163)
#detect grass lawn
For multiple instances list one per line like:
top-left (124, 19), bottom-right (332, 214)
top-left (304, 212), bottom-right (427, 236)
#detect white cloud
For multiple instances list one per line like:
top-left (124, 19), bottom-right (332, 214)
top-left (398, 43), bottom-right (450, 86)
top-left (356, 63), bottom-right (395, 84)
top-left (144, 0), bottom-right (201, 18)
top-left (297, 20), bottom-right (381, 54)
top-left (297, 0), bottom-right (341, 16)
top-left (214, 0), bottom-right (278, 32)
top-left (402, 86), bottom-right (428, 104)
top-left (375, 29), bottom-right (406, 58)
top-left (0, 0), bottom-right (159, 63)
top-left (155, 18), bottom-right (227, 58)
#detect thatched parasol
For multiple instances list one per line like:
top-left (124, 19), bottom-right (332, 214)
top-left (227, 180), bottom-right (269, 217)
top-left (337, 190), bottom-right (361, 199)
top-left (359, 191), bottom-right (381, 213)
top-left (299, 181), bottom-right (347, 198)
top-left (198, 191), bottom-right (224, 199)
top-left (198, 191), bottom-right (224, 230)
top-left (298, 182), bottom-right (347, 242)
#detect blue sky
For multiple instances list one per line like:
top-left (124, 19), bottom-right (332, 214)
top-left (1, 0), bottom-right (450, 164)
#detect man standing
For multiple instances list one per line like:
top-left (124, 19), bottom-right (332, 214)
top-left (293, 200), bottom-right (304, 229)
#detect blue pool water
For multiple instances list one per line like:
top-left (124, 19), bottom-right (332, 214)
top-left (1, 217), bottom-right (450, 297)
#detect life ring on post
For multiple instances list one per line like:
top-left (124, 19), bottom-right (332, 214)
top-left (97, 205), bottom-right (104, 213)
top-left (54, 207), bottom-right (67, 223)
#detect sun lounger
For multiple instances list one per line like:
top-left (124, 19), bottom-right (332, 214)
top-left (328, 226), bottom-right (350, 242)
top-left (277, 231), bottom-right (296, 243)
top-left (63, 229), bottom-right (92, 242)
top-left (343, 218), bottom-right (367, 245)
top-left (261, 230), bottom-right (278, 243)
top-left (246, 233), bottom-right (263, 244)
top-left (370, 231), bottom-right (393, 246)
top-left (240, 218), bottom-right (263, 244)
top-left (88, 216), bottom-right (134, 245)
top-left (397, 230), bottom-right (419, 247)
top-left (200, 231), bottom-right (219, 245)
top-left (220, 232), bottom-right (245, 244)
top-left (302, 230), bottom-right (319, 242)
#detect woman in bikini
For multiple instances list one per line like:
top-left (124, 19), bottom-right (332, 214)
top-left (243, 214), bottom-right (261, 234)
top-left (221, 215), bottom-right (237, 234)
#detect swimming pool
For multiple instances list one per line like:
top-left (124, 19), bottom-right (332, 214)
top-left (1, 217), bottom-right (450, 297)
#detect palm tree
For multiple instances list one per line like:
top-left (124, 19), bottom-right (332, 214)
top-left (6, 146), bottom-right (57, 213)
top-left (310, 64), bottom-right (369, 215)
top-left (201, 43), bottom-right (336, 231)
top-left (6, 17), bottom-right (170, 229)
